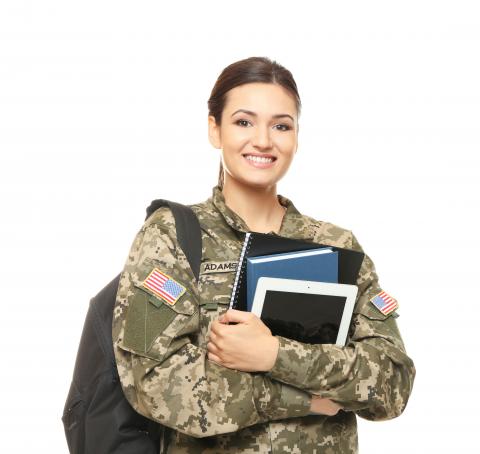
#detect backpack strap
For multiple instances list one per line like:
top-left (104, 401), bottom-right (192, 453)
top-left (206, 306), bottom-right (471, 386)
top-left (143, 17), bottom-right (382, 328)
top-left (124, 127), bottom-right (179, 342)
top-left (145, 199), bottom-right (202, 282)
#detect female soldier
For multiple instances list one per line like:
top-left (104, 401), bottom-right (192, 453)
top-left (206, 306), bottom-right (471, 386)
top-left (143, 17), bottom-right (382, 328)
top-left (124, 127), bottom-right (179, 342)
top-left (112, 56), bottom-right (416, 453)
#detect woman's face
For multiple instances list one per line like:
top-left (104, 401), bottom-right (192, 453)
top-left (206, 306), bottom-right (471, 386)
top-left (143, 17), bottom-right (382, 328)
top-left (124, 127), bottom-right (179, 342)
top-left (208, 82), bottom-right (299, 190)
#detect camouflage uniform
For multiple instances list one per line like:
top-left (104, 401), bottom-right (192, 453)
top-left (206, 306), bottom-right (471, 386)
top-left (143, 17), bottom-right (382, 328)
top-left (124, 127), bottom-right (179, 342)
top-left (113, 184), bottom-right (416, 453)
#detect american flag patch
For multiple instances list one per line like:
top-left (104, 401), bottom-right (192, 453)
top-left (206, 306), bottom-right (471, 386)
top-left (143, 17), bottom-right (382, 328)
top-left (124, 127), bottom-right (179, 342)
top-left (370, 290), bottom-right (399, 316)
top-left (142, 268), bottom-right (186, 306)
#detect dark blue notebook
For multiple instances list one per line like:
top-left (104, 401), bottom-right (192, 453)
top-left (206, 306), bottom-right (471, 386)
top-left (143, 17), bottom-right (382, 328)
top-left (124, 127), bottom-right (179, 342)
top-left (246, 247), bottom-right (338, 311)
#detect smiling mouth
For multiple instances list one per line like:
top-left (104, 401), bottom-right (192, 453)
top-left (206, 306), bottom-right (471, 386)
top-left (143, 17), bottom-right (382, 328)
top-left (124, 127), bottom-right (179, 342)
top-left (242, 154), bottom-right (277, 163)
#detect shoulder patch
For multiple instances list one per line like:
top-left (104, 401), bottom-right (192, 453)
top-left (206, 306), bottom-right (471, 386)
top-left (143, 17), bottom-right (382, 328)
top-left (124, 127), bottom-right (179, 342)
top-left (369, 290), bottom-right (399, 316)
top-left (142, 267), bottom-right (186, 306)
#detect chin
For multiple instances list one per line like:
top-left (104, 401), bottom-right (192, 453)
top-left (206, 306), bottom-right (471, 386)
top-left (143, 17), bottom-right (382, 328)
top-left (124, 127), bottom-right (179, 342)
top-left (238, 176), bottom-right (279, 191)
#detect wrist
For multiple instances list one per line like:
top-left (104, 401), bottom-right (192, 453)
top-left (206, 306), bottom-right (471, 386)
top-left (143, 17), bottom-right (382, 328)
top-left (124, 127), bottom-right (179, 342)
top-left (263, 335), bottom-right (280, 372)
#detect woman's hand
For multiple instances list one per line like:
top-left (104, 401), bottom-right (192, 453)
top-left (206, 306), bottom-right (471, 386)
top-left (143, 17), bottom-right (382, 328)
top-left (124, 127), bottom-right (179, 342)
top-left (207, 309), bottom-right (279, 372)
top-left (207, 310), bottom-right (343, 415)
top-left (310, 396), bottom-right (343, 416)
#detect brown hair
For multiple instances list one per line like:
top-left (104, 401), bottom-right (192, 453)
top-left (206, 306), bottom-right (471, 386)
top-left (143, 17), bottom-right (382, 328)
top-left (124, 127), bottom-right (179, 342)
top-left (207, 56), bottom-right (302, 189)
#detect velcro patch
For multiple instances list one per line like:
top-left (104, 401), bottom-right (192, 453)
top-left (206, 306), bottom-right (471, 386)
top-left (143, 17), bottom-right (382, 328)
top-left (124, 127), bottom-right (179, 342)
top-left (369, 290), bottom-right (399, 316)
top-left (142, 267), bottom-right (186, 306)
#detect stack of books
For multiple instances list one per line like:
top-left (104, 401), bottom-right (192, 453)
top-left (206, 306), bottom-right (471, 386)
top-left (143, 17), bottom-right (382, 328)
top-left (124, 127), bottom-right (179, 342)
top-left (228, 232), bottom-right (365, 345)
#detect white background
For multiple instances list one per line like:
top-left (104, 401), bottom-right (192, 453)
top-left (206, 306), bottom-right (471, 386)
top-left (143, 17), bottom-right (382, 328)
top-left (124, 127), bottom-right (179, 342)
top-left (1, 1), bottom-right (479, 452)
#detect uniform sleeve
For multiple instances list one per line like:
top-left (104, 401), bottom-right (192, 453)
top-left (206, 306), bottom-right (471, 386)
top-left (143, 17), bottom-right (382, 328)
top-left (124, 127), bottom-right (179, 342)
top-left (112, 221), bottom-right (312, 439)
top-left (265, 231), bottom-right (416, 421)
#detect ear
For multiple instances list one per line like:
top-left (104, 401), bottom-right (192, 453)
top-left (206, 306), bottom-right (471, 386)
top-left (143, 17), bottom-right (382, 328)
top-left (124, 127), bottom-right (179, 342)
top-left (208, 115), bottom-right (221, 149)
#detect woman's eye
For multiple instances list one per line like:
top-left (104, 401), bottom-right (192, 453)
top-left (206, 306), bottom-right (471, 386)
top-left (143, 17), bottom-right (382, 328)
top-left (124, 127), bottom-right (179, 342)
top-left (235, 120), bottom-right (291, 131)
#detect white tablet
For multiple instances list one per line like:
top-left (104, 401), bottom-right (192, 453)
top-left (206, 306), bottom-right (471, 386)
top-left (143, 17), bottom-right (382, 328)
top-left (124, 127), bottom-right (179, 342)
top-left (251, 277), bottom-right (359, 346)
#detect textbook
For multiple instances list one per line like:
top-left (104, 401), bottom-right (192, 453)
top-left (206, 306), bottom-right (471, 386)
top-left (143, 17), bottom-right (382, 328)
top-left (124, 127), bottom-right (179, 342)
top-left (245, 247), bottom-right (339, 311)
top-left (229, 232), bottom-right (365, 311)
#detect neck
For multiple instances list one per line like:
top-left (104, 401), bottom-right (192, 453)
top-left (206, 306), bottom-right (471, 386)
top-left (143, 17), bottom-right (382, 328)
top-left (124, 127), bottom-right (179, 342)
top-left (221, 177), bottom-right (286, 232)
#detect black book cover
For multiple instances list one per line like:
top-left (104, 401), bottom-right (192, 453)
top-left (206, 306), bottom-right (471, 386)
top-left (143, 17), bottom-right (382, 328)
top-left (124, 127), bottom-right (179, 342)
top-left (230, 232), bottom-right (365, 311)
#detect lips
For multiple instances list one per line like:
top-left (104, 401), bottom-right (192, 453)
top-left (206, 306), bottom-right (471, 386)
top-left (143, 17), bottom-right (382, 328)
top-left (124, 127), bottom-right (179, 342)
top-left (242, 154), bottom-right (277, 169)
top-left (242, 153), bottom-right (277, 160)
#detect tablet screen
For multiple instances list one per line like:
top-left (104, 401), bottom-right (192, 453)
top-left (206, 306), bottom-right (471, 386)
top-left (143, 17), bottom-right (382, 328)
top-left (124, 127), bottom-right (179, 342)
top-left (261, 290), bottom-right (347, 344)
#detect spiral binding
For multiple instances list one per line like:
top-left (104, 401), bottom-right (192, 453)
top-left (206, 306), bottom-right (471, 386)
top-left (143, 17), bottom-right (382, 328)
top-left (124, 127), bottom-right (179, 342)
top-left (229, 232), bottom-right (252, 309)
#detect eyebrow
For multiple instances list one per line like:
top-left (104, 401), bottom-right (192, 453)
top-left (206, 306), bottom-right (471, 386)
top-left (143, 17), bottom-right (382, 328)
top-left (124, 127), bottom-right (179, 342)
top-left (231, 109), bottom-right (294, 122)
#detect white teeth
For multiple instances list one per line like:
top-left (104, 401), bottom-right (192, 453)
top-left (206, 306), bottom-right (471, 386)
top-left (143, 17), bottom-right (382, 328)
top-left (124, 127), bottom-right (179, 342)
top-left (245, 155), bottom-right (274, 163)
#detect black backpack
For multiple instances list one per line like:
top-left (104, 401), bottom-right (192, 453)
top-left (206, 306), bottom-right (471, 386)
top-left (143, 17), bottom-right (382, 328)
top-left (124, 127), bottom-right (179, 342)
top-left (62, 200), bottom-right (202, 454)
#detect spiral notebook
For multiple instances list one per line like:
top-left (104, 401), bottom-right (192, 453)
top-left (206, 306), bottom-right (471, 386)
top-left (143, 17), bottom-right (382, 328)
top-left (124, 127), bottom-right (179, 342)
top-left (229, 232), bottom-right (365, 311)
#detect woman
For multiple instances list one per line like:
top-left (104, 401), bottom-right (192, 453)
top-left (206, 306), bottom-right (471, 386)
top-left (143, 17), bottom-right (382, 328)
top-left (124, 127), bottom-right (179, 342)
top-left (113, 56), bottom-right (415, 453)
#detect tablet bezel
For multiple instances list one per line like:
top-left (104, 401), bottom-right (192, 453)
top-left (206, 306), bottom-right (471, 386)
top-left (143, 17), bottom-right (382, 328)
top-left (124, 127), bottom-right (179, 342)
top-left (251, 277), bottom-right (359, 346)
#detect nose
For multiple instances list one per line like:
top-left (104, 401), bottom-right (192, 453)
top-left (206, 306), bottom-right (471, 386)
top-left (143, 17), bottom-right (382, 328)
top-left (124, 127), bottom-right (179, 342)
top-left (251, 125), bottom-right (272, 149)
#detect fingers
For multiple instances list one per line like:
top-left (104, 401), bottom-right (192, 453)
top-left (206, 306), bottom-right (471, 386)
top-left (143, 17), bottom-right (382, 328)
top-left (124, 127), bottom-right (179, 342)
top-left (209, 321), bottom-right (230, 349)
top-left (207, 351), bottom-right (222, 364)
top-left (310, 396), bottom-right (343, 416)
top-left (207, 339), bottom-right (219, 353)
top-left (220, 309), bottom-right (256, 324)
top-left (211, 310), bottom-right (254, 335)
top-left (218, 313), bottom-right (228, 323)
top-left (207, 342), bottom-right (234, 368)
top-left (207, 330), bottom-right (221, 356)
top-left (207, 339), bottom-right (222, 363)
top-left (207, 341), bottom-right (220, 358)
top-left (208, 325), bottom-right (219, 341)
top-left (210, 319), bottom-right (223, 336)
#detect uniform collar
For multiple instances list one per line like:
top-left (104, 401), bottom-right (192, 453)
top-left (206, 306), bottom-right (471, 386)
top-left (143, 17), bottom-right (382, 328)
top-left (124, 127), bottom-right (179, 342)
top-left (209, 184), bottom-right (308, 237)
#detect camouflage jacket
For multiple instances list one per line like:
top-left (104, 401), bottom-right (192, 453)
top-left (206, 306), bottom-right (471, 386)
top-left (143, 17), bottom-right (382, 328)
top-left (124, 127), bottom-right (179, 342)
top-left (113, 184), bottom-right (416, 453)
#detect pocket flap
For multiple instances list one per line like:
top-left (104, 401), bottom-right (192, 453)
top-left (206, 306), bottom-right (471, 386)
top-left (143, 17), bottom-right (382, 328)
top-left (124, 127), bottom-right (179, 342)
top-left (133, 283), bottom-right (196, 315)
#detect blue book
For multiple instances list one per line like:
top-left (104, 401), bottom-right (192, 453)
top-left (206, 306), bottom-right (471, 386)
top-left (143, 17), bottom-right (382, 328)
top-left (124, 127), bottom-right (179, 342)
top-left (246, 247), bottom-right (338, 311)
